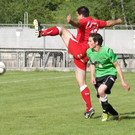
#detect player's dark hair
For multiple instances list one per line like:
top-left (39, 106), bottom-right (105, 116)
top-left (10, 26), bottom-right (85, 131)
top-left (76, 6), bottom-right (89, 17)
top-left (89, 33), bottom-right (103, 46)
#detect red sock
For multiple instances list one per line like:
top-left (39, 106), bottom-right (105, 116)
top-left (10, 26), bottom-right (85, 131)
top-left (80, 86), bottom-right (92, 112)
top-left (41, 27), bottom-right (60, 36)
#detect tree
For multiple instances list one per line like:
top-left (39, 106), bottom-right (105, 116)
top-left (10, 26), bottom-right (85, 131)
top-left (0, 0), bottom-right (134, 25)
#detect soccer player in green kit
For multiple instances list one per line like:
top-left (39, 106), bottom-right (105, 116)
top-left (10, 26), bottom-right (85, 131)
top-left (87, 33), bottom-right (130, 121)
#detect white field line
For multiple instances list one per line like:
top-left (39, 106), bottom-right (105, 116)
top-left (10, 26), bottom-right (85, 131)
top-left (0, 75), bottom-right (74, 84)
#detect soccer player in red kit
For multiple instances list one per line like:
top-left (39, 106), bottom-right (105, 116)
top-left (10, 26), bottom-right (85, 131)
top-left (33, 6), bottom-right (122, 119)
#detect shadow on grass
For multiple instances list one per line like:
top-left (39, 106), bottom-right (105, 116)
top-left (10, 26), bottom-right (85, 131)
top-left (93, 116), bottom-right (101, 119)
top-left (120, 111), bottom-right (135, 115)
top-left (93, 111), bottom-right (135, 120)
top-left (120, 111), bottom-right (135, 120)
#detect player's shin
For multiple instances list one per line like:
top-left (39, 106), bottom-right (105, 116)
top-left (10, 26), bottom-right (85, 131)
top-left (80, 85), bottom-right (92, 112)
top-left (107, 103), bottom-right (118, 115)
top-left (41, 27), bottom-right (62, 36)
top-left (100, 95), bottom-right (109, 114)
top-left (100, 95), bottom-right (118, 115)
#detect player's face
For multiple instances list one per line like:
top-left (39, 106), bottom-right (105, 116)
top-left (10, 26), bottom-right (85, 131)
top-left (87, 37), bottom-right (98, 49)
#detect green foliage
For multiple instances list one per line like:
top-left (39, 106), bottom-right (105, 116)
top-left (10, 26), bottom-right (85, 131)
top-left (53, 0), bottom-right (96, 24)
top-left (124, 0), bottom-right (135, 24)
top-left (0, 0), bottom-right (135, 25)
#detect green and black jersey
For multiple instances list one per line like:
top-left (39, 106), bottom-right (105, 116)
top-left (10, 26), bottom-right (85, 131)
top-left (87, 46), bottom-right (117, 77)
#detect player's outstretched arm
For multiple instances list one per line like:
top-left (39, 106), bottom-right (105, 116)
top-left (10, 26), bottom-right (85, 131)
top-left (106, 18), bottom-right (122, 27)
top-left (113, 61), bottom-right (130, 91)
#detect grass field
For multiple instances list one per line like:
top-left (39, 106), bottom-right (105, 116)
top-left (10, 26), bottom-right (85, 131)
top-left (0, 70), bottom-right (135, 135)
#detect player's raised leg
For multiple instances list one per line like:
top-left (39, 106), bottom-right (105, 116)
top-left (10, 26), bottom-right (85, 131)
top-left (33, 19), bottom-right (72, 48)
top-left (33, 19), bottom-right (95, 118)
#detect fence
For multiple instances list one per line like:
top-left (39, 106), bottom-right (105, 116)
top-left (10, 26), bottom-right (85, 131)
top-left (0, 24), bottom-right (135, 71)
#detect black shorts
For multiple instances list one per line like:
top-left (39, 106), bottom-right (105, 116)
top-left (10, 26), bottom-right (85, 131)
top-left (94, 75), bottom-right (117, 98)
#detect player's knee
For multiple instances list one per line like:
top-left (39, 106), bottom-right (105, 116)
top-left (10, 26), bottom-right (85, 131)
top-left (98, 89), bottom-right (105, 97)
top-left (57, 26), bottom-right (62, 35)
top-left (80, 84), bottom-right (88, 92)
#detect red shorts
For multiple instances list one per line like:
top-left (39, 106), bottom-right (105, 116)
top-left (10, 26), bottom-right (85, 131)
top-left (68, 35), bottom-right (89, 71)
top-left (73, 56), bottom-right (88, 71)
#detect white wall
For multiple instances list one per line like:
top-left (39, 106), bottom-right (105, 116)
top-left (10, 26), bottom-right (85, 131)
top-left (101, 30), bottom-right (135, 54)
top-left (0, 27), bottom-right (135, 54)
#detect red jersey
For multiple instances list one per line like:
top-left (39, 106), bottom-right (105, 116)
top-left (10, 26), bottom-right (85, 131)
top-left (76, 17), bottom-right (107, 43)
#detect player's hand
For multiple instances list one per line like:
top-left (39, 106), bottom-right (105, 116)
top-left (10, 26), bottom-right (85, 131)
top-left (91, 78), bottom-right (96, 85)
top-left (117, 18), bottom-right (123, 24)
top-left (122, 82), bottom-right (130, 91)
top-left (67, 14), bottom-right (72, 23)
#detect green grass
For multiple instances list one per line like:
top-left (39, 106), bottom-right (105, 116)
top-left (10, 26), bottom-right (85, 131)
top-left (0, 71), bottom-right (135, 135)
